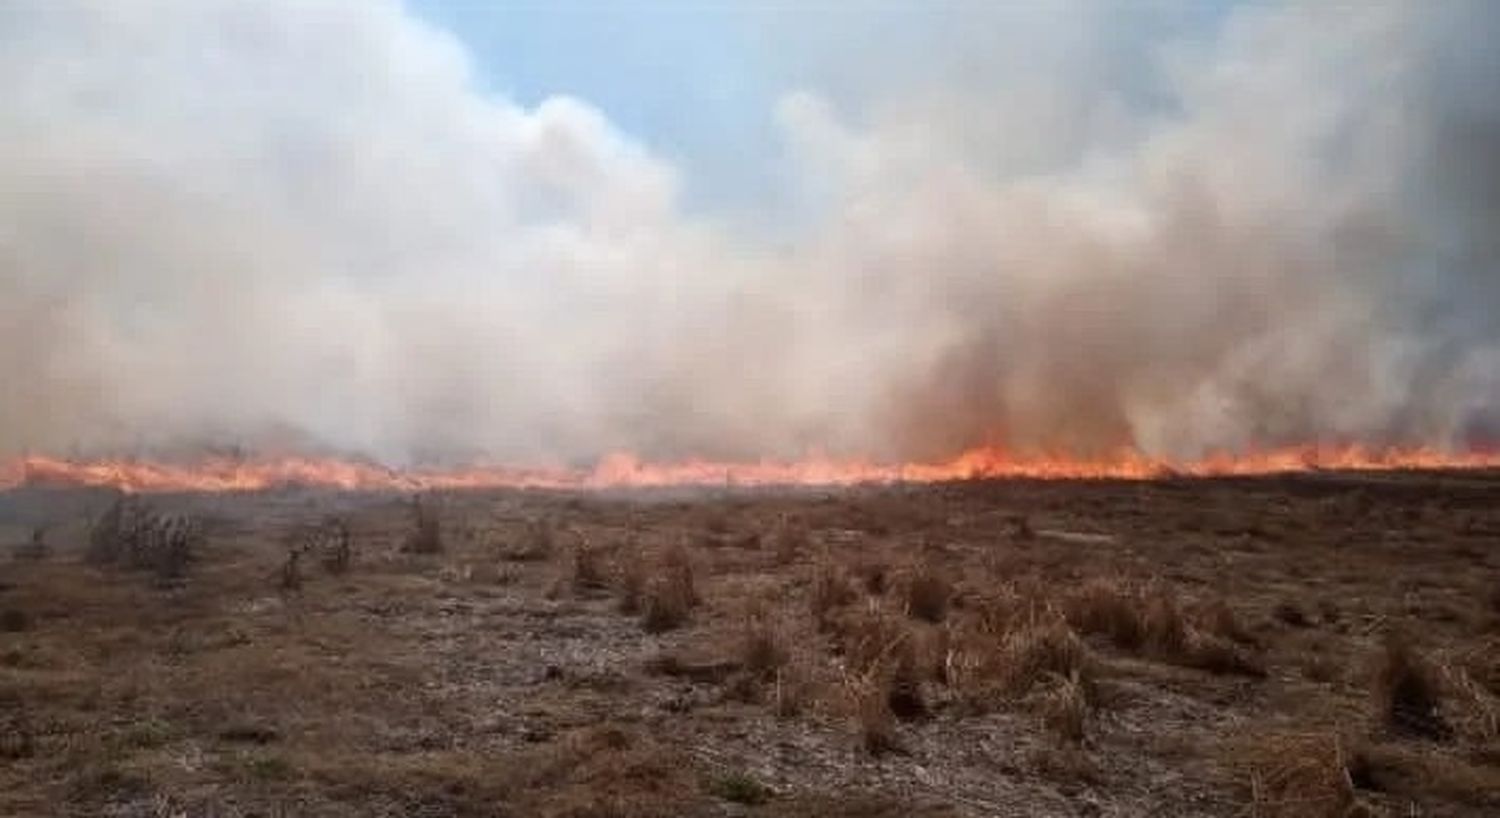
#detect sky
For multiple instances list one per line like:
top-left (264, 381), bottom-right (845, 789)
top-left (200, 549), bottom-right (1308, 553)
top-left (406, 1), bottom-right (1233, 215)
top-left (408, 1), bottom-right (777, 211)
top-left (0, 0), bottom-right (1496, 465)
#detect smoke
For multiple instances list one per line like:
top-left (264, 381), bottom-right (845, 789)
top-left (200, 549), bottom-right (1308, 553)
top-left (0, 0), bottom-right (1496, 464)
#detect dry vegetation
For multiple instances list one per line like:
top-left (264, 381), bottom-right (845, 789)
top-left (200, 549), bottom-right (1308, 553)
top-left (2, 470), bottom-right (1499, 816)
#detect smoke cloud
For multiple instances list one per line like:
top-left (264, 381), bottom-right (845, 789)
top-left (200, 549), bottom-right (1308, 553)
top-left (1, 0), bottom-right (1496, 465)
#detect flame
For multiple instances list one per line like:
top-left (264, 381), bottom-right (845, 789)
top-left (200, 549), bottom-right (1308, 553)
top-left (1, 444), bottom-right (1497, 493)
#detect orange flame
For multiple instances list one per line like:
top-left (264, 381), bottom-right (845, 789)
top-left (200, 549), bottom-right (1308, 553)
top-left (2, 444), bottom-right (1497, 493)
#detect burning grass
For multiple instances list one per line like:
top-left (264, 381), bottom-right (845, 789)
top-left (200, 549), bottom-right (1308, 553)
top-left (11, 445), bottom-right (1500, 494)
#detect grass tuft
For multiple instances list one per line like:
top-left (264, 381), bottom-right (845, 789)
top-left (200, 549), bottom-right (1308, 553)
top-left (1039, 670), bottom-right (1092, 744)
top-left (615, 546), bottom-right (647, 615)
top-left (1373, 636), bottom-right (1450, 740)
top-left (1230, 731), bottom-right (1356, 818)
top-left (771, 517), bottom-right (810, 566)
top-left (403, 495), bottom-right (443, 554)
top-left (641, 544), bottom-right (698, 633)
top-left (810, 555), bottom-right (857, 630)
top-left (1, 608), bottom-right (29, 633)
top-left (570, 539), bottom-right (609, 593)
top-left (740, 613), bottom-right (790, 681)
top-left (903, 561), bottom-right (952, 624)
top-left (1000, 619), bottom-right (1090, 698)
top-left (845, 669), bottom-right (901, 756)
top-left (1064, 577), bottom-right (1146, 649)
top-left (707, 771), bottom-right (773, 805)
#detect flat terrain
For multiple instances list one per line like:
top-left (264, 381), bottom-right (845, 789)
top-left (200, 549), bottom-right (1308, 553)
top-left (2, 471), bottom-right (1498, 817)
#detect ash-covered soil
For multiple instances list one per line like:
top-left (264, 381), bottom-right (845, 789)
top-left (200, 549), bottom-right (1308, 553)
top-left (2, 472), bottom-right (1499, 817)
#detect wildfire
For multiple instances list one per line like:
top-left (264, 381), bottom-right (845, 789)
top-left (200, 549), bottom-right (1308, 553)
top-left (1, 444), bottom-right (1497, 494)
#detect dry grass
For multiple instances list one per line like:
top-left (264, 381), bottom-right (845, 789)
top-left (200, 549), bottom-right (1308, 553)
top-left (999, 619), bottom-right (1090, 699)
top-left (902, 561), bottom-right (952, 624)
top-left (853, 556), bottom-right (890, 596)
top-left (1274, 601), bottom-right (1312, 628)
top-left (771, 660), bottom-right (814, 718)
top-left (949, 614), bottom-right (1092, 712)
top-left (614, 543), bottom-right (647, 614)
top-left (504, 518), bottom-right (555, 561)
top-left (772, 516), bottom-right (811, 566)
top-left (14, 526), bottom-right (48, 561)
top-left (0, 608), bottom-right (28, 633)
top-left (1198, 597), bottom-right (1257, 646)
top-left (0, 711), bottom-right (35, 761)
top-left (1346, 739), bottom-right (1500, 807)
top-left (1456, 637), bottom-right (1500, 697)
top-left (1063, 578), bottom-right (1263, 675)
top-left (640, 543), bottom-right (698, 633)
top-left (502, 724), bottom-right (696, 817)
top-left (809, 554), bottom-right (857, 629)
top-left (3, 470), bottom-right (1498, 815)
top-left (1142, 590), bottom-right (1189, 657)
top-left (1039, 670), bottom-right (1092, 744)
top-left (278, 518), bottom-right (352, 591)
top-left (402, 494), bottom-right (443, 554)
top-left (1301, 652), bottom-right (1344, 685)
top-left (87, 495), bottom-right (199, 582)
top-left (1028, 743), bottom-right (1102, 786)
top-left (1230, 731), bottom-right (1356, 818)
top-left (278, 547), bottom-right (303, 592)
top-left (740, 612), bottom-right (790, 681)
top-left (829, 607), bottom-right (932, 726)
top-left (86, 493), bottom-right (131, 564)
top-left (1064, 577), bottom-right (1147, 649)
top-left (569, 539), bottom-right (609, 593)
top-left (969, 579), bottom-right (1050, 638)
top-left (318, 518), bottom-right (352, 575)
top-left (706, 769), bottom-right (774, 805)
top-left (844, 668), bottom-right (900, 756)
top-left (1181, 631), bottom-right (1267, 677)
top-left (641, 578), bottom-right (694, 633)
top-left (833, 608), bottom-right (910, 675)
top-left (884, 649), bottom-right (928, 721)
top-left (1435, 646), bottom-right (1500, 743)
top-left (1372, 636), bottom-right (1450, 740)
top-left (1006, 513), bottom-right (1035, 541)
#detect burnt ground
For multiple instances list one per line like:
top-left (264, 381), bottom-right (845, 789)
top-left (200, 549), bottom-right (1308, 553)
top-left (1, 471), bottom-right (1498, 817)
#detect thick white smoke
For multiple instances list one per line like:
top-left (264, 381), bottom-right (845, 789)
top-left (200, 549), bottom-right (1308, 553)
top-left (0, 0), bottom-right (1496, 464)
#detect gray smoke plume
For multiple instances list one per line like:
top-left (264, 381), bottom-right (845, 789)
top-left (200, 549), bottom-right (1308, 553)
top-left (0, 0), bottom-right (1495, 465)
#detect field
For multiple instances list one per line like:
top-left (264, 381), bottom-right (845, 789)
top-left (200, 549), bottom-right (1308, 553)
top-left (2, 471), bottom-right (1498, 817)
